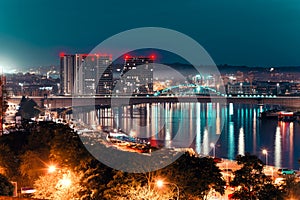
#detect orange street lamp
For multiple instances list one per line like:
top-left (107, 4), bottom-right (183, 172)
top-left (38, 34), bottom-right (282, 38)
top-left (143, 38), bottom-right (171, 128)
top-left (156, 180), bottom-right (164, 188)
top-left (156, 179), bottom-right (179, 200)
top-left (48, 165), bottom-right (57, 173)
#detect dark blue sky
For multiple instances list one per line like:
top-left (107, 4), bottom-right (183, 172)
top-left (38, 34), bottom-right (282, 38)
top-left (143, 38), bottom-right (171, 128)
top-left (1, 0), bottom-right (300, 70)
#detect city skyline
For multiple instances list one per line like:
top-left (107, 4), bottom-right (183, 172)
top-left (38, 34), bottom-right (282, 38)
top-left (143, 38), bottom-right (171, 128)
top-left (1, 1), bottom-right (300, 197)
top-left (1, 0), bottom-right (300, 71)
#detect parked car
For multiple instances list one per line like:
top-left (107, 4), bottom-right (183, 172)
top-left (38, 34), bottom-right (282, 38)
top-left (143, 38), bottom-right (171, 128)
top-left (277, 168), bottom-right (296, 175)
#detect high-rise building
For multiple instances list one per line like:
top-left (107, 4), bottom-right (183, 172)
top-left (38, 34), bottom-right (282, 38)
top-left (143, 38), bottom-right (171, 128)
top-left (118, 56), bottom-right (154, 94)
top-left (60, 53), bottom-right (75, 95)
top-left (97, 56), bottom-right (113, 95)
top-left (60, 53), bottom-right (112, 95)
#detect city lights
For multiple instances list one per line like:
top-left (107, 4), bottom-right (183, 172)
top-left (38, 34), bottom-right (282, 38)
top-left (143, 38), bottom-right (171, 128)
top-left (1, 2), bottom-right (300, 200)
top-left (156, 180), bottom-right (164, 188)
top-left (262, 149), bottom-right (268, 166)
top-left (156, 179), bottom-right (180, 200)
top-left (60, 177), bottom-right (72, 188)
top-left (210, 142), bottom-right (216, 158)
top-left (48, 165), bottom-right (57, 173)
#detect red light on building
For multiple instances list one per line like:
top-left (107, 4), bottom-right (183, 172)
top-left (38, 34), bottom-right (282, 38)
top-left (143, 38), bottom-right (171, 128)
top-left (59, 52), bottom-right (65, 58)
top-left (125, 55), bottom-right (130, 60)
top-left (150, 54), bottom-right (156, 60)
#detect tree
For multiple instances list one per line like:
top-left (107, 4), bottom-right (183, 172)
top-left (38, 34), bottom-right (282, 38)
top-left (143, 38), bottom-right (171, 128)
top-left (103, 152), bottom-right (225, 200)
top-left (17, 96), bottom-right (40, 120)
top-left (78, 158), bottom-right (113, 200)
top-left (26, 122), bottom-right (54, 150)
top-left (0, 131), bottom-right (33, 187)
top-left (0, 173), bottom-right (14, 196)
top-left (33, 168), bottom-right (82, 200)
top-left (20, 149), bottom-right (50, 185)
top-left (103, 170), bottom-right (144, 199)
top-left (158, 152), bottom-right (225, 200)
top-left (104, 171), bottom-right (174, 200)
top-left (121, 185), bottom-right (174, 200)
top-left (0, 144), bottom-right (17, 178)
top-left (282, 175), bottom-right (300, 199)
top-left (257, 183), bottom-right (284, 200)
top-left (49, 124), bottom-right (88, 169)
top-left (230, 153), bottom-right (284, 200)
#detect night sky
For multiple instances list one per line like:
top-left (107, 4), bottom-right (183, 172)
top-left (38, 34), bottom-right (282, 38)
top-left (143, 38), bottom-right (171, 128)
top-left (1, 0), bottom-right (300, 70)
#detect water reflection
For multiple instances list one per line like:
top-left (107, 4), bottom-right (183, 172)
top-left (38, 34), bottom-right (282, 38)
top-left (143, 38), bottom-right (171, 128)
top-left (228, 122), bottom-right (235, 160)
top-left (196, 103), bottom-right (201, 153)
top-left (72, 102), bottom-right (300, 169)
top-left (289, 123), bottom-right (294, 168)
top-left (253, 110), bottom-right (257, 154)
top-left (216, 103), bottom-right (221, 135)
top-left (274, 126), bottom-right (281, 168)
top-left (238, 127), bottom-right (245, 156)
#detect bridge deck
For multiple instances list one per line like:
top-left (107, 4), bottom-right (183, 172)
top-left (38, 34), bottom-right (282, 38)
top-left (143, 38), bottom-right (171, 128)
top-left (8, 96), bottom-right (300, 109)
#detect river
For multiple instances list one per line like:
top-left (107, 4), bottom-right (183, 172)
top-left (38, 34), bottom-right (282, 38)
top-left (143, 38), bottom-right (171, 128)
top-left (72, 102), bottom-right (300, 170)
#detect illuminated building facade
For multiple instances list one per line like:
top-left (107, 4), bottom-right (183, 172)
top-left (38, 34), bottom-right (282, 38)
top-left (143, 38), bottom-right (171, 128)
top-left (60, 53), bottom-right (112, 95)
top-left (60, 53), bottom-right (75, 95)
top-left (97, 56), bottom-right (113, 95)
top-left (118, 56), bottom-right (154, 94)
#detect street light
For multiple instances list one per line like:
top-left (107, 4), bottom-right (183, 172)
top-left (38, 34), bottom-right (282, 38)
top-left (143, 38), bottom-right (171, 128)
top-left (210, 142), bottom-right (216, 158)
top-left (156, 180), bottom-right (180, 200)
top-left (156, 180), bottom-right (164, 188)
top-left (262, 149), bottom-right (268, 166)
top-left (60, 176), bottom-right (71, 188)
top-left (48, 165), bottom-right (57, 173)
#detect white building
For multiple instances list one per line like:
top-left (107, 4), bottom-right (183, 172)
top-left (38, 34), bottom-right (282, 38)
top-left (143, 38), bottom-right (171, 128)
top-left (60, 53), bottom-right (112, 95)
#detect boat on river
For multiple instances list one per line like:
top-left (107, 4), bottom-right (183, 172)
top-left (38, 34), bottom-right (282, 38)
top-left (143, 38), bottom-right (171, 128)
top-left (278, 111), bottom-right (297, 122)
top-left (260, 109), bottom-right (297, 122)
top-left (259, 109), bottom-right (282, 119)
top-left (105, 129), bottom-right (152, 153)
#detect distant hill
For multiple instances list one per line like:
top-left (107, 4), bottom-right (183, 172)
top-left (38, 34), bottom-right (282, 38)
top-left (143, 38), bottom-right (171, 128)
top-left (162, 63), bottom-right (300, 74)
top-left (217, 64), bottom-right (300, 74)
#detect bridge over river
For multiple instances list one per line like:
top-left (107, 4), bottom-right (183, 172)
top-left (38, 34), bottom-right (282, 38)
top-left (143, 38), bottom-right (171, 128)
top-left (8, 95), bottom-right (300, 110)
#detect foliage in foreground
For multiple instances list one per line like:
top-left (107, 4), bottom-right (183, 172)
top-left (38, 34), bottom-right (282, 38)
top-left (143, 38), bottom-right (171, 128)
top-left (0, 173), bottom-right (14, 196)
top-left (33, 169), bottom-right (82, 200)
top-left (230, 153), bottom-right (284, 200)
top-left (160, 153), bottom-right (226, 199)
top-left (104, 171), bottom-right (174, 200)
top-left (282, 175), bottom-right (300, 200)
top-left (1, 120), bottom-right (295, 200)
top-left (104, 153), bottom-right (226, 200)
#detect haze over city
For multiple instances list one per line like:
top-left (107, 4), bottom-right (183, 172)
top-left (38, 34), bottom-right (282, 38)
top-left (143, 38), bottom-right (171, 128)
top-left (1, 0), bottom-right (300, 70)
